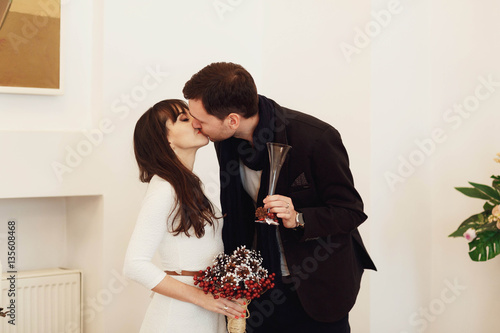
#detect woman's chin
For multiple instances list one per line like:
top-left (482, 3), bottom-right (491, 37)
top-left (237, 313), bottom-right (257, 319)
top-left (197, 138), bottom-right (210, 148)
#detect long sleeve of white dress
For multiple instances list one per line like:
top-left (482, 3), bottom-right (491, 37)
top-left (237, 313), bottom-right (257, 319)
top-left (123, 176), bottom-right (173, 289)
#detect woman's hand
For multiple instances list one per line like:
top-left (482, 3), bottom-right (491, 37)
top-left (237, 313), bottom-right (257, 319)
top-left (152, 275), bottom-right (247, 319)
top-left (263, 194), bottom-right (297, 228)
top-left (197, 293), bottom-right (247, 319)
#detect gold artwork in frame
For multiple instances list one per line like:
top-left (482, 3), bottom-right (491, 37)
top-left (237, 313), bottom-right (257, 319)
top-left (0, 0), bottom-right (62, 95)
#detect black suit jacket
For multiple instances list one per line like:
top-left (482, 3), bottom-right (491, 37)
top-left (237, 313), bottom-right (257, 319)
top-left (216, 98), bottom-right (376, 322)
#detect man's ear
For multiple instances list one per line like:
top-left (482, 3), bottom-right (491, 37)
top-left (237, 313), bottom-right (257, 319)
top-left (226, 113), bottom-right (240, 130)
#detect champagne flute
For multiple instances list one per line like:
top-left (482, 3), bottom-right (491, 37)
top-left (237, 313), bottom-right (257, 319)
top-left (255, 142), bottom-right (292, 225)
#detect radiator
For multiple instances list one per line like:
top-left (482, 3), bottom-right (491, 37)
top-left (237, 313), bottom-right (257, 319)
top-left (1, 268), bottom-right (82, 333)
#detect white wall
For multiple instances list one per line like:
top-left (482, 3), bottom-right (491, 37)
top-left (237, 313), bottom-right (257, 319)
top-left (429, 2), bottom-right (500, 333)
top-left (370, 0), bottom-right (433, 331)
top-left (1, 0), bottom-right (499, 332)
top-left (0, 198), bottom-right (67, 270)
top-left (370, 0), bottom-right (500, 333)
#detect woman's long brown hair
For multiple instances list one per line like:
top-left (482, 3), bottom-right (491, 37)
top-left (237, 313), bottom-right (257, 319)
top-left (133, 99), bottom-right (218, 238)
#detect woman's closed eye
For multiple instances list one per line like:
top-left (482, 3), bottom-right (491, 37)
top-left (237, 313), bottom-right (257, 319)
top-left (178, 114), bottom-right (190, 122)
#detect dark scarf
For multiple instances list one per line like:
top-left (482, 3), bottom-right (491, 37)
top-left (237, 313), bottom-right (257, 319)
top-left (235, 95), bottom-right (275, 171)
top-left (215, 95), bottom-right (282, 279)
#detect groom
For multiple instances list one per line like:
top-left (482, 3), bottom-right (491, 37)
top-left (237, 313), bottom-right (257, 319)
top-left (183, 62), bottom-right (376, 333)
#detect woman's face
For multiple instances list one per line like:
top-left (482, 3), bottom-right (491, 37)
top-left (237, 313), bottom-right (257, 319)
top-left (166, 111), bottom-right (209, 152)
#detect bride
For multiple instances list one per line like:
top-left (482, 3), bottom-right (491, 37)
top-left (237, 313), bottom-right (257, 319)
top-left (123, 99), bottom-right (245, 332)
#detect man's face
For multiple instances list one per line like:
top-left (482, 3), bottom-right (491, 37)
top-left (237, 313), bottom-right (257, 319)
top-left (187, 99), bottom-right (235, 142)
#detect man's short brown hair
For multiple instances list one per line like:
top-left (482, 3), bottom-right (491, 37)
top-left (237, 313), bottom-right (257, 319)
top-left (183, 62), bottom-right (259, 119)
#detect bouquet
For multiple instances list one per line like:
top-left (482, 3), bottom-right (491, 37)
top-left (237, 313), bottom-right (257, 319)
top-left (194, 246), bottom-right (275, 332)
top-left (449, 153), bottom-right (500, 261)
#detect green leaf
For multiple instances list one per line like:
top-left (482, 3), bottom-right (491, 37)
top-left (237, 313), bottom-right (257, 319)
top-left (492, 175), bottom-right (500, 190)
top-left (449, 212), bottom-right (488, 237)
top-left (484, 202), bottom-right (495, 211)
top-left (468, 182), bottom-right (500, 203)
top-left (468, 230), bottom-right (500, 261)
top-left (455, 187), bottom-right (490, 200)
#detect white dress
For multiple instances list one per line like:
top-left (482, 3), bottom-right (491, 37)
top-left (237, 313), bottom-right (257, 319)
top-left (123, 175), bottom-right (226, 333)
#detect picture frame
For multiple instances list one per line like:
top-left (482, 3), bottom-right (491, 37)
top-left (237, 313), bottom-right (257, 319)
top-left (0, 0), bottom-right (63, 95)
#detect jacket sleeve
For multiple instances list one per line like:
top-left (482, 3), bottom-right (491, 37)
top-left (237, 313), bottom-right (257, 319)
top-left (299, 126), bottom-right (367, 240)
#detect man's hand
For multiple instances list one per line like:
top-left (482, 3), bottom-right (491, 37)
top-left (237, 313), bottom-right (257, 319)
top-left (263, 195), bottom-right (297, 228)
